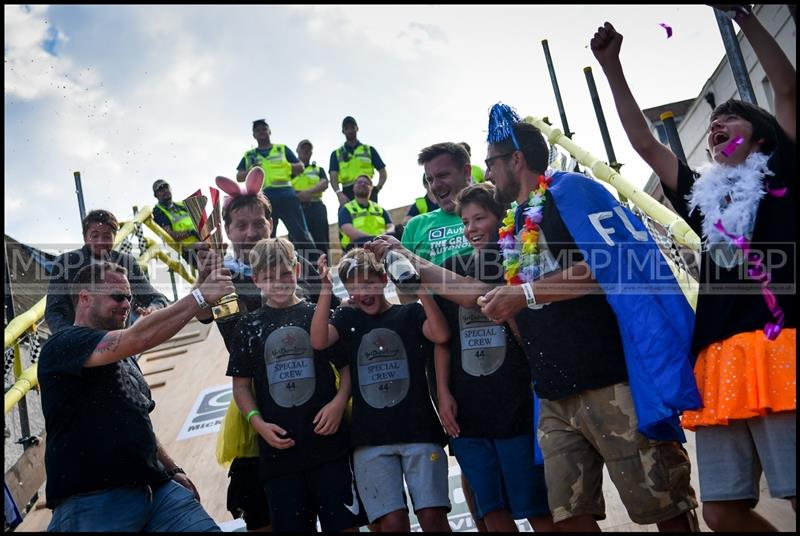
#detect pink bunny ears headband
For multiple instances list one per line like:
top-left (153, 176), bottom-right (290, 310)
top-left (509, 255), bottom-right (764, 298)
top-left (215, 167), bottom-right (265, 210)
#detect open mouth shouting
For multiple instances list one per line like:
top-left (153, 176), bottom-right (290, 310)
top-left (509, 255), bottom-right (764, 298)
top-left (710, 130), bottom-right (730, 150)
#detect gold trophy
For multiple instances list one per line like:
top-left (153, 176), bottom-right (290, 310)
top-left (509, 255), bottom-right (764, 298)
top-left (183, 188), bottom-right (239, 319)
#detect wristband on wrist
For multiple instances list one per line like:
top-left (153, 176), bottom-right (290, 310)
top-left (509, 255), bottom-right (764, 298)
top-left (191, 288), bottom-right (209, 309)
top-left (521, 282), bottom-right (537, 309)
top-left (245, 409), bottom-right (261, 423)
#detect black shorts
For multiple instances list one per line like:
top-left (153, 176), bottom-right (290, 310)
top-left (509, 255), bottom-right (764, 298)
top-left (265, 455), bottom-right (368, 532)
top-left (227, 457), bottom-right (270, 530)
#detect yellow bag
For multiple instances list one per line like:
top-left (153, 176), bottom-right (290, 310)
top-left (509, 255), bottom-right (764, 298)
top-left (215, 399), bottom-right (259, 467)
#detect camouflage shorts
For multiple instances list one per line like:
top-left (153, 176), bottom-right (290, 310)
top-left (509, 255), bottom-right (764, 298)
top-left (538, 382), bottom-right (698, 524)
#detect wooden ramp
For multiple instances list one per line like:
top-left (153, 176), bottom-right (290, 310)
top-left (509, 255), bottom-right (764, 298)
top-left (15, 317), bottom-right (796, 532)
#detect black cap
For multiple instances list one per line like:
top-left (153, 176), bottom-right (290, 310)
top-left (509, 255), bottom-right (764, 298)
top-left (152, 179), bottom-right (169, 194)
top-left (252, 118), bottom-right (268, 127)
top-left (342, 116), bottom-right (357, 127)
top-left (297, 139), bottom-right (313, 150)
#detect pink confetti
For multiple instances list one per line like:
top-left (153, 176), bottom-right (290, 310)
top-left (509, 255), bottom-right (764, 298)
top-left (768, 185), bottom-right (788, 198)
top-left (721, 135), bottom-right (744, 157)
top-left (659, 22), bottom-right (673, 38)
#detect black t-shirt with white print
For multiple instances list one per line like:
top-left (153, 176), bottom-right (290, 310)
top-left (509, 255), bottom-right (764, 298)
top-left (438, 247), bottom-right (532, 438)
top-left (514, 190), bottom-right (629, 401)
top-left (330, 303), bottom-right (446, 448)
top-left (227, 300), bottom-right (350, 479)
top-left (38, 326), bottom-right (169, 508)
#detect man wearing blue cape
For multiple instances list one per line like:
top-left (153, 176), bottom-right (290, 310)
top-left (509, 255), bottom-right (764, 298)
top-left (477, 104), bottom-right (701, 531)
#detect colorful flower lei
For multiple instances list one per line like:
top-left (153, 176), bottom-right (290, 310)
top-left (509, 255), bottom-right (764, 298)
top-left (498, 175), bottom-right (551, 285)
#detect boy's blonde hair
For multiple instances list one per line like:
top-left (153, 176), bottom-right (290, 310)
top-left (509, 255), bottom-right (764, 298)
top-left (249, 237), bottom-right (297, 276)
top-left (337, 247), bottom-right (385, 283)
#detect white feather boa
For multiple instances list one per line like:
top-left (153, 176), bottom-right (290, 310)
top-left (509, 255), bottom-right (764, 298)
top-left (687, 152), bottom-right (772, 247)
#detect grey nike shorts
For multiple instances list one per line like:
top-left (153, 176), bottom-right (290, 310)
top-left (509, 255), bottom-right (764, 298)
top-left (353, 442), bottom-right (451, 523)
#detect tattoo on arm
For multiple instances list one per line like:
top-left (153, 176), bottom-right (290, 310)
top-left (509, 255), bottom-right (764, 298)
top-left (95, 332), bottom-right (122, 354)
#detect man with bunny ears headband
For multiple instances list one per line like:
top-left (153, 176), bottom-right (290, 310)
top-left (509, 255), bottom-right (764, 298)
top-left (200, 168), bottom-right (340, 334)
top-left (236, 119), bottom-right (316, 262)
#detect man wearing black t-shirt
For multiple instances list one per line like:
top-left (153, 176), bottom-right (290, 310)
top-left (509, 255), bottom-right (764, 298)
top-left (369, 120), bottom-right (700, 531)
top-left (45, 209), bottom-right (169, 334)
top-left (479, 120), bottom-right (699, 531)
top-left (38, 261), bottom-right (233, 532)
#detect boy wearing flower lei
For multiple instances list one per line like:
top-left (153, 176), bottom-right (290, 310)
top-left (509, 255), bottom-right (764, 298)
top-left (369, 105), bottom-right (702, 530)
top-left (592, 6), bottom-right (795, 531)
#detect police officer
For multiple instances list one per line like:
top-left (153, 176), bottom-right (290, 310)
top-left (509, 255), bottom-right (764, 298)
top-left (337, 175), bottom-right (394, 251)
top-left (152, 179), bottom-right (200, 267)
top-left (292, 139), bottom-right (330, 261)
top-left (236, 119), bottom-right (315, 260)
top-left (329, 116), bottom-right (388, 205)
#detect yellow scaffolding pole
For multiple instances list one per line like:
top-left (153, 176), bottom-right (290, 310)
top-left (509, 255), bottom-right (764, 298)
top-left (525, 115), bottom-right (701, 251)
top-left (525, 116), bottom-right (699, 308)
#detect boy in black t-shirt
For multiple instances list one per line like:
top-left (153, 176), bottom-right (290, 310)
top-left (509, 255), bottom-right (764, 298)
top-left (310, 248), bottom-right (452, 532)
top-left (226, 238), bottom-right (365, 532)
top-left (435, 184), bottom-right (555, 532)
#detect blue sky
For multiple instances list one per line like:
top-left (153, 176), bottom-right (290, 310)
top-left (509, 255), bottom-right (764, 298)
top-left (5, 4), bottom-right (728, 250)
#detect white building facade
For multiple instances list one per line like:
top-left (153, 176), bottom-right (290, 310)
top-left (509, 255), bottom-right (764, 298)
top-left (645, 4), bottom-right (796, 199)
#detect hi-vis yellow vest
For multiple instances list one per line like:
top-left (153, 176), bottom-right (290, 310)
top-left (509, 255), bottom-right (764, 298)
top-left (340, 199), bottom-right (386, 248)
top-left (471, 164), bottom-right (485, 184)
top-left (243, 144), bottom-right (292, 188)
top-left (154, 202), bottom-right (197, 247)
top-left (415, 196), bottom-right (431, 215)
top-left (336, 144), bottom-right (374, 186)
top-left (291, 163), bottom-right (324, 201)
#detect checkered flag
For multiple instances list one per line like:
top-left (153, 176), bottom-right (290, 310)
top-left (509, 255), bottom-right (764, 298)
top-left (119, 236), bottom-right (133, 255)
top-left (135, 223), bottom-right (147, 254)
top-left (28, 329), bottom-right (41, 364)
top-left (635, 207), bottom-right (696, 280)
top-left (4, 346), bottom-right (15, 383)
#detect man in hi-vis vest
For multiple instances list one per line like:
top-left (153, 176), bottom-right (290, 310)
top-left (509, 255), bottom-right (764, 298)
top-left (152, 179), bottom-right (200, 267)
top-left (292, 139), bottom-right (330, 261)
top-left (236, 119), bottom-right (316, 260)
top-left (337, 175), bottom-right (394, 251)
top-left (329, 116), bottom-right (387, 206)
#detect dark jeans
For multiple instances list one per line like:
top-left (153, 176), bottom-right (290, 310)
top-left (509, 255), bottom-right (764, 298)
top-left (264, 187), bottom-right (316, 261)
top-left (300, 200), bottom-right (330, 262)
top-left (342, 184), bottom-right (379, 203)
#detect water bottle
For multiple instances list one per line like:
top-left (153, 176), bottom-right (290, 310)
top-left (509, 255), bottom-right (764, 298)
top-left (384, 250), bottom-right (421, 292)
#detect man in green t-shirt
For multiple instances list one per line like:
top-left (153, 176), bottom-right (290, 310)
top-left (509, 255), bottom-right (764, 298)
top-left (401, 142), bottom-right (473, 266)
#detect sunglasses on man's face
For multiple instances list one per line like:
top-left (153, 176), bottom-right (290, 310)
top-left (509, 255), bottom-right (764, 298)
top-left (109, 293), bottom-right (133, 303)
